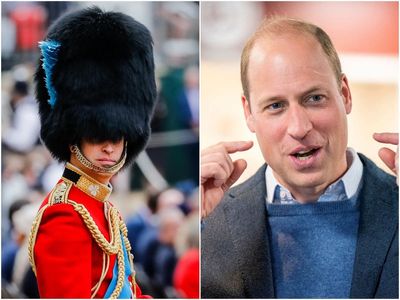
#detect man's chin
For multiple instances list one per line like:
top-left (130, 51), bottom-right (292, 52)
top-left (89, 160), bottom-right (116, 169)
top-left (99, 163), bottom-right (116, 168)
top-left (280, 170), bottom-right (326, 190)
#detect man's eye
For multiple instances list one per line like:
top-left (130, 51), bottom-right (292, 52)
top-left (308, 95), bottom-right (324, 102)
top-left (267, 102), bottom-right (284, 110)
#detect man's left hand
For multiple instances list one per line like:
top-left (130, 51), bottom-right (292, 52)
top-left (373, 132), bottom-right (398, 184)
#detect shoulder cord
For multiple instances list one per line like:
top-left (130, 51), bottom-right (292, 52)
top-left (28, 201), bottom-right (136, 299)
top-left (71, 201), bottom-right (120, 255)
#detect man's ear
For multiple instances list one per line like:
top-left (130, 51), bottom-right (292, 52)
top-left (340, 74), bottom-right (352, 114)
top-left (242, 95), bottom-right (255, 133)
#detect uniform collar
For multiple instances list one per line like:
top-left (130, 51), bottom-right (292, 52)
top-left (63, 163), bottom-right (112, 202)
top-left (265, 148), bottom-right (363, 204)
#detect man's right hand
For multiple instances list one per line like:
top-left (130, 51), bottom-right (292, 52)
top-left (201, 141), bottom-right (253, 218)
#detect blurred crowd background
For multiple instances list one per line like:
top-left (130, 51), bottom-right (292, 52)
top-left (1, 1), bottom-right (199, 298)
top-left (201, 1), bottom-right (398, 184)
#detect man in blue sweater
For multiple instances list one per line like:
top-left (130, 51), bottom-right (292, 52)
top-left (201, 17), bottom-right (398, 298)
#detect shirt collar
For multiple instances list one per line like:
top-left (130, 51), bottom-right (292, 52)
top-left (265, 148), bottom-right (363, 204)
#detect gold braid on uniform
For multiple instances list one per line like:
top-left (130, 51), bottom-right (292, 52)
top-left (28, 204), bottom-right (49, 276)
top-left (71, 201), bottom-right (120, 254)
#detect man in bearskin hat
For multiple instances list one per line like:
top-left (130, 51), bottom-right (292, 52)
top-left (28, 6), bottom-right (156, 298)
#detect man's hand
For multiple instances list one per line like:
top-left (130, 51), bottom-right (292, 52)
top-left (201, 141), bottom-right (253, 218)
top-left (373, 132), bottom-right (398, 183)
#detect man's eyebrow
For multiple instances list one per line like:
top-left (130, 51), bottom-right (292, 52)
top-left (301, 86), bottom-right (327, 97)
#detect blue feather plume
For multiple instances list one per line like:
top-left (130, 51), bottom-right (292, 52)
top-left (39, 40), bottom-right (61, 108)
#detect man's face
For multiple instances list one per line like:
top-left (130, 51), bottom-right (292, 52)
top-left (242, 33), bottom-right (352, 200)
top-left (80, 139), bottom-right (125, 169)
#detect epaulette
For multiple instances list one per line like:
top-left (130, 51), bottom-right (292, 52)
top-left (48, 180), bottom-right (73, 205)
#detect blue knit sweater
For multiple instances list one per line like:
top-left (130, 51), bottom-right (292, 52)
top-left (267, 197), bottom-right (360, 298)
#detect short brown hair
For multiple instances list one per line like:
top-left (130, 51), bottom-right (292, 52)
top-left (240, 17), bottom-right (342, 100)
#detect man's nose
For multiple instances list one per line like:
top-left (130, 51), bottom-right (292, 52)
top-left (102, 143), bottom-right (114, 154)
top-left (286, 105), bottom-right (312, 140)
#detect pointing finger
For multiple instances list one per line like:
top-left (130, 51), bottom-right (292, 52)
top-left (217, 141), bottom-right (254, 154)
top-left (373, 133), bottom-right (399, 145)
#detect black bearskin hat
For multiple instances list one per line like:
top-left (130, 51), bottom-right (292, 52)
top-left (35, 6), bottom-right (156, 166)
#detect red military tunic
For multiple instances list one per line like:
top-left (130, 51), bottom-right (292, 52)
top-left (28, 163), bottom-right (150, 298)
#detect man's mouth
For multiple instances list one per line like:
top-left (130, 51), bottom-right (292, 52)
top-left (97, 158), bottom-right (116, 164)
top-left (292, 148), bottom-right (319, 160)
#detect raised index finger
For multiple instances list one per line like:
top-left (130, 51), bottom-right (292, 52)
top-left (373, 132), bottom-right (399, 145)
top-left (221, 141), bottom-right (254, 154)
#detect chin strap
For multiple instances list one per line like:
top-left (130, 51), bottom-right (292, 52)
top-left (71, 143), bottom-right (127, 174)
